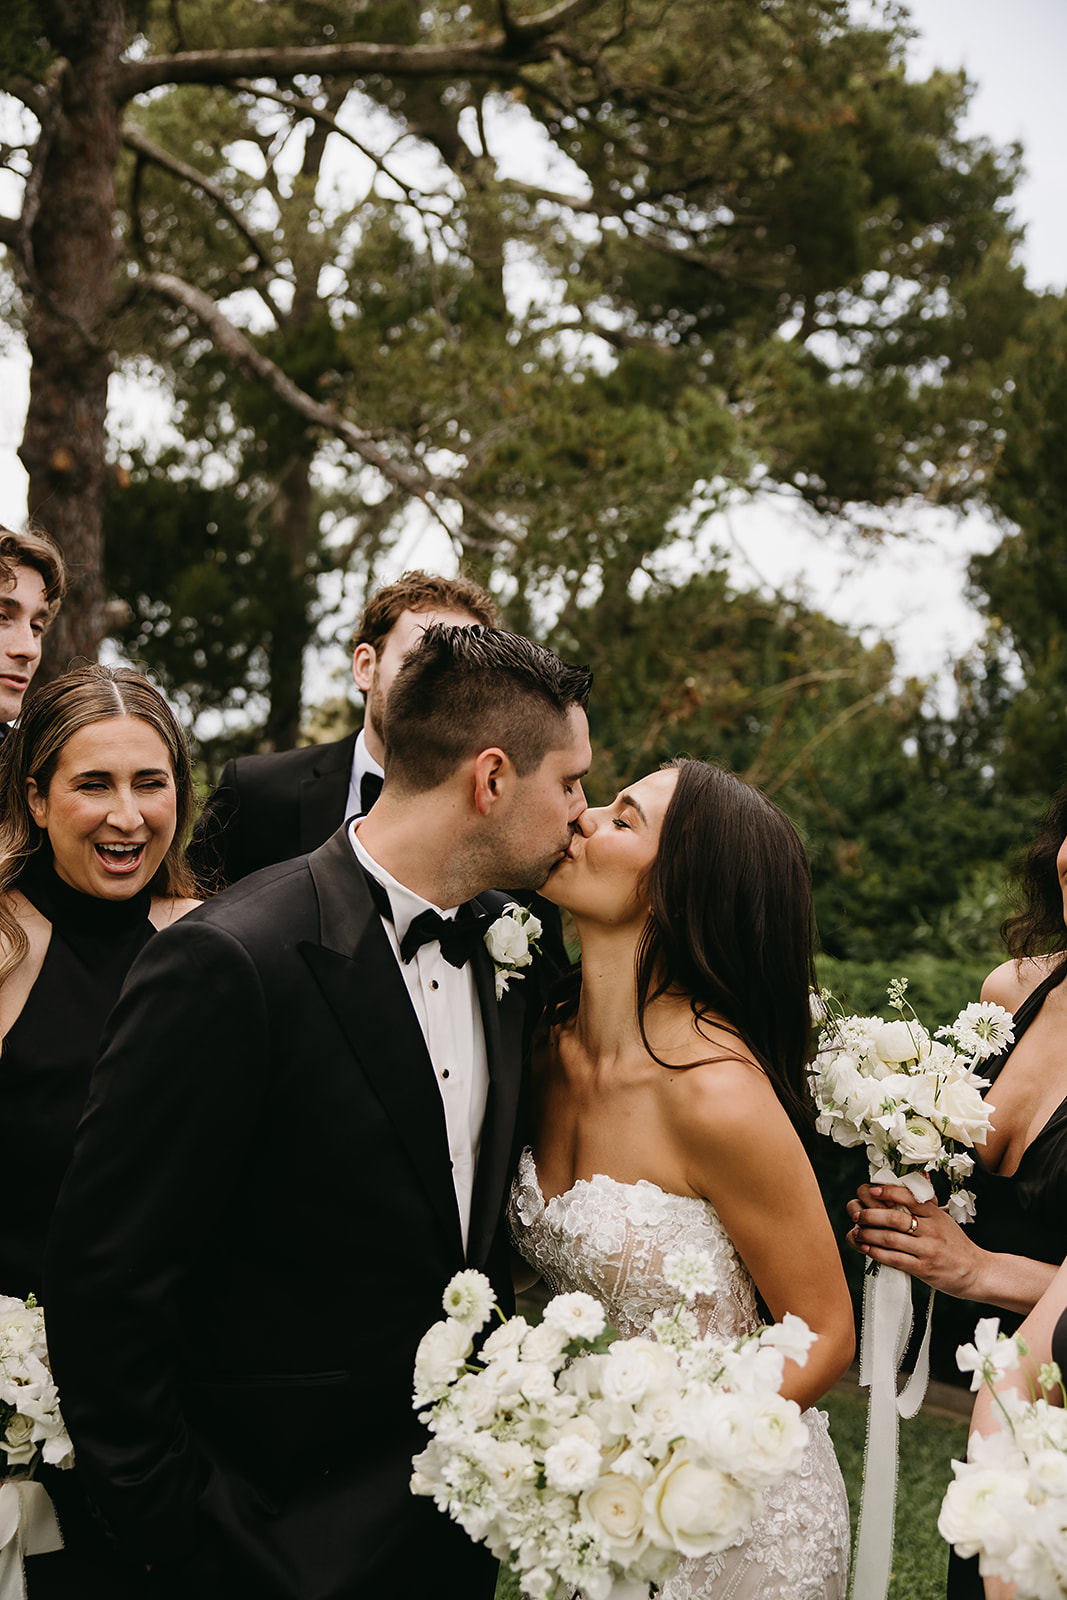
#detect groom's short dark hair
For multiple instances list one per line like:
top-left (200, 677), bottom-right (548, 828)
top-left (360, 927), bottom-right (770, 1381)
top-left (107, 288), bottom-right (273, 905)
top-left (384, 626), bottom-right (592, 791)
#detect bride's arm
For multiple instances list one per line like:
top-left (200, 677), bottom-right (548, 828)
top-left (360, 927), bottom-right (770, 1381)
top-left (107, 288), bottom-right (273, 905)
top-left (671, 1057), bottom-right (855, 1410)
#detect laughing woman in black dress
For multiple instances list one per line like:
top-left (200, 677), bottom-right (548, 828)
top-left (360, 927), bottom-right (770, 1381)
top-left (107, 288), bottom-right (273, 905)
top-left (0, 665), bottom-right (200, 1598)
top-left (848, 781), bottom-right (1067, 1597)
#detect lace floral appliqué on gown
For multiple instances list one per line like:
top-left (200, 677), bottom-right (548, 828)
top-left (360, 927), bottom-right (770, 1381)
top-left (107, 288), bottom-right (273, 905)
top-left (508, 1149), bottom-right (850, 1600)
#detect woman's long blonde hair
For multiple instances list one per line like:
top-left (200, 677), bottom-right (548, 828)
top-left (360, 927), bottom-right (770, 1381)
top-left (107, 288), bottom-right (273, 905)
top-left (0, 665), bottom-right (200, 984)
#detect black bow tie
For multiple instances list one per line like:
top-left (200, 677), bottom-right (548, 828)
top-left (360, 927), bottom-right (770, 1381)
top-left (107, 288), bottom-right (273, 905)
top-left (359, 770), bottom-right (384, 814)
top-left (363, 871), bottom-right (487, 969)
top-left (399, 904), bottom-right (487, 968)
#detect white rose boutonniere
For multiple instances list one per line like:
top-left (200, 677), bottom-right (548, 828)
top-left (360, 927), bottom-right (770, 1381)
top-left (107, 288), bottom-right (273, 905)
top-left (484, 903), bottom-right (543, 1000)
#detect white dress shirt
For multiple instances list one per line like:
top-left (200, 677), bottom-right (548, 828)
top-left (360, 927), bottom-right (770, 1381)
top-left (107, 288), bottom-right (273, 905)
top-left (349, 823), bottom-right (489, 1256)
top-left (346, 728), bottom-right (384, 821)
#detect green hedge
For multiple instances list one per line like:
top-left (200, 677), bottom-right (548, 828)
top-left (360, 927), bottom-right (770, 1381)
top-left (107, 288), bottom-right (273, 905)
top-left (816, 953), bottom-right (996, 1023)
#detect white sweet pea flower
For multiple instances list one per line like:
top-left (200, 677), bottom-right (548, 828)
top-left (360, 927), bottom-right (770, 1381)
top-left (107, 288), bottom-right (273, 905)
top-left (944, 1187), bottom-right (977, 1225)
top-left (442, 1270), bottom-right (496, 1329)
top-left (759, 1314), bottom-right (816, 1366)
top-left (956, 1320), bottom-right (1021, 1391)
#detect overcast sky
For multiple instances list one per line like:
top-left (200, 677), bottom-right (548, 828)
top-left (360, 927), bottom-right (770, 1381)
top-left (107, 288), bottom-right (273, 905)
top-left (0, 1), bottom-right (1063, 699)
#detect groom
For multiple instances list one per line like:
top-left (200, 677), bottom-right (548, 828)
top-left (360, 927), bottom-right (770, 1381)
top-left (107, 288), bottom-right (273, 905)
top-left (44, 626), bottom-right (592, 1600)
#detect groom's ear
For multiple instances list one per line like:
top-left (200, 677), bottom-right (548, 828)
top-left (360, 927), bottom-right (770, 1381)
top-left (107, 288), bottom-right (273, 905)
top-left (472, 748), bottom-right (513, 815)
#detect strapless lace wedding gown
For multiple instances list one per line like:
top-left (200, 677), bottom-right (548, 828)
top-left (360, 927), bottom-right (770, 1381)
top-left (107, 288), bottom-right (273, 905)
top-left (508, 1149), bottom-right (850, 1600)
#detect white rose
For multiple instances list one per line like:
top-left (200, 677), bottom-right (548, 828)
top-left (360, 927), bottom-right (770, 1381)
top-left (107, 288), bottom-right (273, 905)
top-left (872, 1019), bottom-right (929, 1066)
top-left (485, 918), bottom-right (531, 967)
top-left (544, 1432), bottom-right (603, 1493)
top-left (413, 1317), bottom-right (472, 1402)
top-left (935, 1078), bottom-right (993, 1148)
top-left (644, 1451), bottom-right (760, 1557)
top-left (1, 1411), bottom-right (37, 1467)
top-left (579, 1472), bottom-right (650, 1554)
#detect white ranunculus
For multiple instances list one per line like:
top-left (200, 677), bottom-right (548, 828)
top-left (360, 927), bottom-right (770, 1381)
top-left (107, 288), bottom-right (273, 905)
top-left (413, 1317), bottom-right (473, 1403)
top-left (542, 1292), bottom-right (607, 1343)
top-left (1029, 1446), bottom-right (1067, 1499)
top-left (522, 1319), bottom-right (570, 1366)
top-left (544, 1432), bottom-right (603, 1493)
top-left (579, 1472), bottom-right (650, 1555)
top-left (644, 1451), bottom-right (760, 1557)
top-left (938, 1463), bottom-right (1032, 1561)
top-left (602, 1339), bottom-right (673, 1405)
top-left (735, 1397), bottom-right (809, 1487)
top-left (893, 1116), bottom-right (945, 1167)
top-left (518, 1362), bottom-right (558, 1403)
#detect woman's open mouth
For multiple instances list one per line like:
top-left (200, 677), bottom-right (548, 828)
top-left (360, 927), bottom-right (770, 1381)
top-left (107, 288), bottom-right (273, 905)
top-left (94, 841), bottom-right (147, 873)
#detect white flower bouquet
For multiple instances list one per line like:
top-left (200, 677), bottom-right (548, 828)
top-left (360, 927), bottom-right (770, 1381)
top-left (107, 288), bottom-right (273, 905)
top-left (0, 1293), bottom-right (73, 1475)
top-left (411, 1261), bottom-right (813, 1600)
top-left (809, 979), bottom-right (1011, 1221)
top-left (939, 1320), bottom-right (1067, 1600)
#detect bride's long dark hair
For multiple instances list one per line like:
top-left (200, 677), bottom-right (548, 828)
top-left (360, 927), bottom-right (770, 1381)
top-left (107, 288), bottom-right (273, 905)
top-left (553, 758), bottom-right (817, 1135)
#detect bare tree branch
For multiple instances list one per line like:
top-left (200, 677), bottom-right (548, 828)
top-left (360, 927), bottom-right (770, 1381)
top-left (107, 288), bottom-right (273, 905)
top-left (116, 36), bottom-right (555, 101)
top-left (136, 271), bottom-right (517, 551)
top-left (122, 125), bottom-right (273, 270)
top-left (502, 0), bottom-right (607, 44)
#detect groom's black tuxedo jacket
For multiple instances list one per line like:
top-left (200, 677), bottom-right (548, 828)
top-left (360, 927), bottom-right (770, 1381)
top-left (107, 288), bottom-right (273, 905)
top-left (45, 829), bottom-right (542, 1600)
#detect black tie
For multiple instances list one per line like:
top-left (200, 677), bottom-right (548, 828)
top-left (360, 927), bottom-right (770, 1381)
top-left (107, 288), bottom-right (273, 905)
top-left (360, 770), bottom-right (384, 813)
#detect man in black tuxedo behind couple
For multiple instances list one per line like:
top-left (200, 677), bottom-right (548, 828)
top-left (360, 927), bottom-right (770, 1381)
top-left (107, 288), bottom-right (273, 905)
top-left (44, 625), bottom-right (593, 1599)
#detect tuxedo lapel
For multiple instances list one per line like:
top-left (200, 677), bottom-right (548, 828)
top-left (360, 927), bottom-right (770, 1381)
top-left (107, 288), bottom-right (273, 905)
top-left (465, 914), bottom-right (526, 1271)
top-left (299, 733), bottom-right (357, 853)
top-left (301, 831), bottom-right (464, 1259)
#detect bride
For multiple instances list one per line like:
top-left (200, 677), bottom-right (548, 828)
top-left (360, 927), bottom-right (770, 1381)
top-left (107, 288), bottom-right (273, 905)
top-left (509, 759), bottom-right (854, 1599)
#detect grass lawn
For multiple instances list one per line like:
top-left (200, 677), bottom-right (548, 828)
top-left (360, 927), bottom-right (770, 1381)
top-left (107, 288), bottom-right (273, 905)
top-left (494, 1386), bottom-right (969, 1599)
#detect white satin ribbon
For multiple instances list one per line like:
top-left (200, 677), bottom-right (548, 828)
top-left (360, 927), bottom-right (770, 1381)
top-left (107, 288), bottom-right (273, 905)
top-left (0, 1480), bottom-right (64, 1600)
top-left (850, 1265), bottom-right (935, 1600)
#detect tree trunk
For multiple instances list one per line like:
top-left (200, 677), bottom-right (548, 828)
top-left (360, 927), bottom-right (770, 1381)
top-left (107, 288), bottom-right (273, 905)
top-left (19, 0), bottom-right (126, 680)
